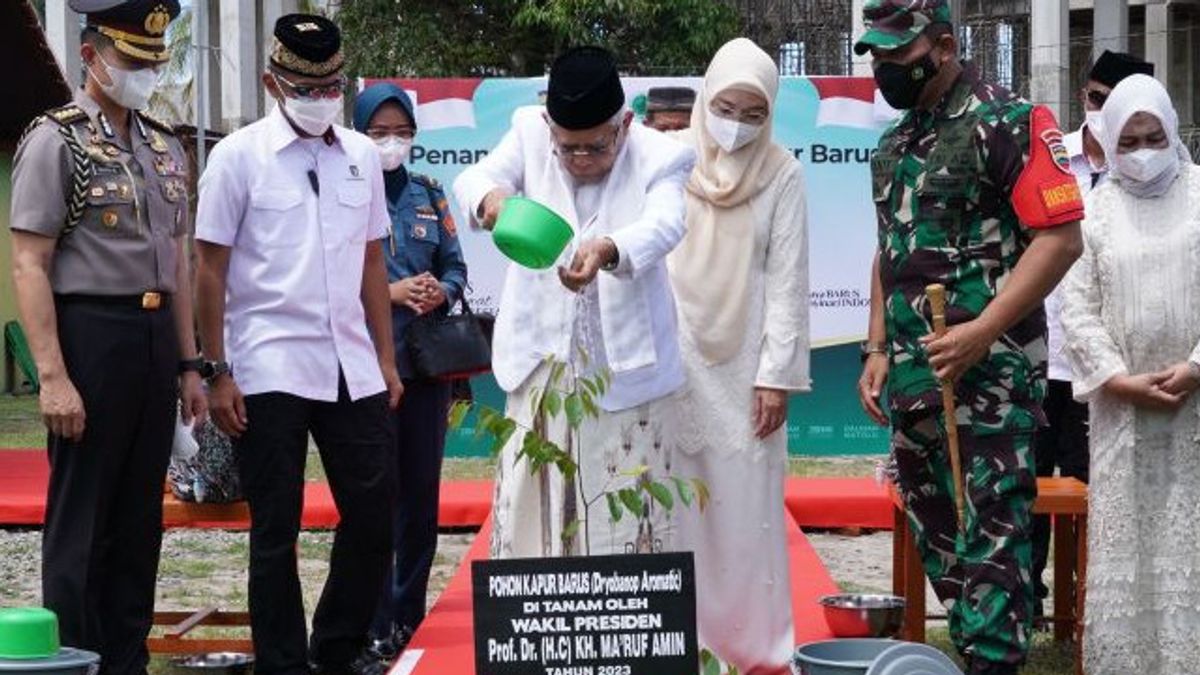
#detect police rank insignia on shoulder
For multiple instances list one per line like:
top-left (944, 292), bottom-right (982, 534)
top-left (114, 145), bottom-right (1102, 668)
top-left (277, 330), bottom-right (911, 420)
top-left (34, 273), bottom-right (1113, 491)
top-left (1039, 128), bottom-right (1072, 175)
top-left (48, 104), bottom-right (87, 126)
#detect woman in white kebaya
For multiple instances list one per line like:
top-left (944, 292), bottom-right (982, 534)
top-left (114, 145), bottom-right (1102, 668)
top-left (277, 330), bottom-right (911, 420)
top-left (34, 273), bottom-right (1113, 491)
top-left (1061, 74), bottom-right (1200, 675)
top-left (669, 37), bottom-right (811, 675)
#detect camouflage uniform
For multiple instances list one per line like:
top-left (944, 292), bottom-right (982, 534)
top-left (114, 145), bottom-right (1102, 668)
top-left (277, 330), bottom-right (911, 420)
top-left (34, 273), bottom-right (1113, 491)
top-left (858, 1), bottom-right (1083, 672)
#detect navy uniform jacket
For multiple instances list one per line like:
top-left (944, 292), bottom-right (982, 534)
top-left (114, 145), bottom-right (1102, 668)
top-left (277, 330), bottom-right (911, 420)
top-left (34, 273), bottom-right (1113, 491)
top-left (385, 167), bottom-right (468, 379)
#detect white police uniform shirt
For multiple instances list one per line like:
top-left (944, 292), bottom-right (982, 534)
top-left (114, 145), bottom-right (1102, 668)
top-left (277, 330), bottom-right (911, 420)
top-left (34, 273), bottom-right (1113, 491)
top-left (1046, 126), bottom-right (1105, 382)
top-left (195, 106), bottom-right (390, 401)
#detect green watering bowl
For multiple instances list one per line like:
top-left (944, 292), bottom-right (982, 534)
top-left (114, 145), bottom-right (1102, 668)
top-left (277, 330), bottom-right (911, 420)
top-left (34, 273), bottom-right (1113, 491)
top-left (492, 196), bottom-right (573, 269)
top-left (0, 608), bottom-right (60, 659)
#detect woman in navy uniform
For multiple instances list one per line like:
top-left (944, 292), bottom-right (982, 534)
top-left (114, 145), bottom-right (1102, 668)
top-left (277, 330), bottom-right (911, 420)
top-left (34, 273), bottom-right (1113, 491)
top-left (353, 82), bottom-right (468, 659)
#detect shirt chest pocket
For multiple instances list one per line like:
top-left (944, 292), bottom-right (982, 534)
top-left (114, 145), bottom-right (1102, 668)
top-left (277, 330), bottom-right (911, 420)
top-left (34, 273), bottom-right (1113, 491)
top-left (333, 185), bottom-right (371, 245)
top-left (248, 187), bottom-right (304, 248)
top-left (82, 169), bottom-right (139, 239)
top-left (915, 172), bottom-right (976, 243)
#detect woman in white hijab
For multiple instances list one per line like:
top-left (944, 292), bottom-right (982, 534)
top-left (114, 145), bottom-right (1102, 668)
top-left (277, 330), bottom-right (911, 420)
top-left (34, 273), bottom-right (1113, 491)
top-left (669, 38), bottom-right (810, 674)
top-left (1060, 74), bottom-right (1200, 674)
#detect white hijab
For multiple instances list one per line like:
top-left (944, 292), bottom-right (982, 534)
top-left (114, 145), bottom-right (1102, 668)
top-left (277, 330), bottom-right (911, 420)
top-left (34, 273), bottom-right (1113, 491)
top-left (1101, 74), bottom-right (1191, 199)
top-left (668, 38), bottom-right (792, 364)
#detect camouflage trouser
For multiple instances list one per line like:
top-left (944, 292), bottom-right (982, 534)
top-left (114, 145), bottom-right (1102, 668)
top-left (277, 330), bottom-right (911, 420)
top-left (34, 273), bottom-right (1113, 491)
top-left (893, 413), bottom-right (1036, 673)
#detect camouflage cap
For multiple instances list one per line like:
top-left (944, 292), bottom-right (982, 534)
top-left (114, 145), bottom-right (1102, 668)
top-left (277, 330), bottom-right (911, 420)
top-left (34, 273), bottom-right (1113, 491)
top-left (854, 0), bottom-right (952, 56)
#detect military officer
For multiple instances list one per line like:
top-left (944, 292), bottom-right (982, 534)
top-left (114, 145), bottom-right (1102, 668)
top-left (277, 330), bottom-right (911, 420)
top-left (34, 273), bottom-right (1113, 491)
top-left (852, 1), bottom-right (1084, 673)
top-left (352, 82), bottom-right (468, 661)
top-left (8, 2), bottom-right (203, 674)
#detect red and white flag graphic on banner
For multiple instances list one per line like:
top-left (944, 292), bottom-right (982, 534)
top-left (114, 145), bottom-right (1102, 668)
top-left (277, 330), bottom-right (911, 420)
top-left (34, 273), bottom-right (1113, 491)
top-left (809, 78), bottom-right (899, 130)
top-left (400, 79), bottom-right (482, 130)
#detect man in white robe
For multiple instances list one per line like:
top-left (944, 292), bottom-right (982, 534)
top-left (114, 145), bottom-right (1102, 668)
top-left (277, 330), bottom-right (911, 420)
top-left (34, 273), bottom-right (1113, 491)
top-left (454, 46), bottom-right (695, 558)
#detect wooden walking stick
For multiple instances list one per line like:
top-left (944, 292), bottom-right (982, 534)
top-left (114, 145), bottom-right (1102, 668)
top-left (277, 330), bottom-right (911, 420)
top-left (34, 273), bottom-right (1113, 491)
top-left (926, 283), bottom-right (966, 534)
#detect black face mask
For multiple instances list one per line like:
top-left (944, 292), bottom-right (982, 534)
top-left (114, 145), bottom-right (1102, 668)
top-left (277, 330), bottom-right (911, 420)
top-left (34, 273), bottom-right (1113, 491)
top-left (874, 51), bottom-right (940, 110)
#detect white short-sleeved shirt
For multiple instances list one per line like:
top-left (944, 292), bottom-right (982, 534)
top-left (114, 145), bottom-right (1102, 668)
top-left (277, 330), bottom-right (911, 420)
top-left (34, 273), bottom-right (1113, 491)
top-left (195, 107), bottom-right (390, 402)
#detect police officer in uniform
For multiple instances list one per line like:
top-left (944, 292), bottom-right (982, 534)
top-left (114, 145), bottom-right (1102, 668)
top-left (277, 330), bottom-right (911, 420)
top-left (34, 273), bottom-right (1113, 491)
top-left (9, 2), bottom-right (204, 674)
top-left (852, 1), bottom-right (1084, 673)
top-left (351, 83), bottom-right (468, 660)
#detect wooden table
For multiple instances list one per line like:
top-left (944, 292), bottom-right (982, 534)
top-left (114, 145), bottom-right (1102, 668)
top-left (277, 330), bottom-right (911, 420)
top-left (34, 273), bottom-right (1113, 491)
top-left (890, 477), bottom-right (1087, 674)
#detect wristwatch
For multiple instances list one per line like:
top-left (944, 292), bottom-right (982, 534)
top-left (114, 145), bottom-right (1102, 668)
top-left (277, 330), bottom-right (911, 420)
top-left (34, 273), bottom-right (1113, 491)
top-left (200, 360), bottom-right (232, 381)
top-left (178, 357), bottom-right (205, 375)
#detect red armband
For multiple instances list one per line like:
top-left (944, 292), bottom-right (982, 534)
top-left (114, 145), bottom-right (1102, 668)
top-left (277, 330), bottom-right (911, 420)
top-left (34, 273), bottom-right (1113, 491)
top-left (1010, 105), bottom-right (1085, 229)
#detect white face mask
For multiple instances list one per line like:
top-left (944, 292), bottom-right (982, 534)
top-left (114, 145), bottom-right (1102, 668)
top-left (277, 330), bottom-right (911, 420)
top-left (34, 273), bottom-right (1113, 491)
top-left (280, 93), bottom-right (343, 136)
top-left (1117, 146), bottom-right (1176, 183)
top-left (90, 53), bottom-right (158, 110)
top-left (1084, 110), bottom-right (1105, 144)
top-left (705, 113), bottom-right (761, 153)
top-left (375, 136), bottom-right (412, 172)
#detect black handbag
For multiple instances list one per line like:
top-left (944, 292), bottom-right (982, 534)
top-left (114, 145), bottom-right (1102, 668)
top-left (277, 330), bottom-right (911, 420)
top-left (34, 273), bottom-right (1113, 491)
top-left (406, 298), bottom-right (493, 380)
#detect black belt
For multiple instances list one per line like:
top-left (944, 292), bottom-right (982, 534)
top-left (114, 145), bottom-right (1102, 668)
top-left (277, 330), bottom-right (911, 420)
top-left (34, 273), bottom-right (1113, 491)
top-left (56, 292), bottom-right (171, 311)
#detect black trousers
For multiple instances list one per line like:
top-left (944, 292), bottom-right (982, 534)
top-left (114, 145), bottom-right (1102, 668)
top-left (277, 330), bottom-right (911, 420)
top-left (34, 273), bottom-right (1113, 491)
top-left (1031, 379), bottom-right (1089, 601)
top-left (43, 299), bottom-right (179, 675)
top-left (369, 378), bottom-right (451, 639)
top-left (235, 377), bottom-right (395, 675)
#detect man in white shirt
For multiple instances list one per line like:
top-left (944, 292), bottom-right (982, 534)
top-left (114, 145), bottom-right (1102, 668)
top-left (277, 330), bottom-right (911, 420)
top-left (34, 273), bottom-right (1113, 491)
top-left (193, 15), bottom-right (401, 675)
top-left (454, 46), bottom-right (695, 559)
top-left (1033, 49), bottom-right (1154, 617)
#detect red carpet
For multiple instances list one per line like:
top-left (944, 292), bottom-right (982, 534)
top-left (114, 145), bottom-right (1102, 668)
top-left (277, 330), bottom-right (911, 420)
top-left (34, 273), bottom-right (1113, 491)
top-left (0, 450), bottom-right (493, 530)
top-left (784, 477), bottom-right (893, 530)
top-left (0, 450), bottom-right (891, 531)
top-left (391, 511), bottom-right (837, 674)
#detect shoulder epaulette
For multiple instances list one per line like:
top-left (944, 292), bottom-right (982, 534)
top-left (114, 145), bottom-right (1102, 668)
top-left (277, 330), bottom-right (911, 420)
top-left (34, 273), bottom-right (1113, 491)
top-left (44, 104), bottom-right (88, 127)
top-left (137, 110), bottom-right (176, 135)
top-left (410, 172), bottom-right (443, 192)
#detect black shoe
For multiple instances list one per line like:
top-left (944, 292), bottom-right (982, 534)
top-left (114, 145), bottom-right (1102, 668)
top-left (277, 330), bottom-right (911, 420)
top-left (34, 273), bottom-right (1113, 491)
top-left (311, 653), bottom-right (388, 675)
top-left (366, 626), bottom-right (415, 662)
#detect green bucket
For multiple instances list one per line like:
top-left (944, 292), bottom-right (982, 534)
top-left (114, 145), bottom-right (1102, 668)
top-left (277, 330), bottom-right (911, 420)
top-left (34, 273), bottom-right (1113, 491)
top-left (0, 609), bottom-right (60, 659)
top-left (492, 197), bottom-right (573, 270)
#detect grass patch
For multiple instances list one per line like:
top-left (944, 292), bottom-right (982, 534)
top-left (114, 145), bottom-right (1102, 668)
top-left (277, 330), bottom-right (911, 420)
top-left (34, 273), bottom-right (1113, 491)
top-left (788, 455), bottom-right (882, 478)
top-left (0, 395), bottom-right (44, 448)
top-left (926, 626), bottom-right (1074, 674)
top-left (837, 580), bottom-right (890, 595)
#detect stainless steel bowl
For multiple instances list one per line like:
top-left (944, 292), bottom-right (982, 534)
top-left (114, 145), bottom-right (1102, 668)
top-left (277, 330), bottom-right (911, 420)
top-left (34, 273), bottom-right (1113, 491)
top-left (171, 653), bottom-right (254, 675)
top-left (819, 594), bottom-right (905, 638)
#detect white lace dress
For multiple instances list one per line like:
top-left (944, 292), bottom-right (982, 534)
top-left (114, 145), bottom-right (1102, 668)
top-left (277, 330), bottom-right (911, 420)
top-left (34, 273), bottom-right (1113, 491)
top-left (672, 160), bottom-right (810, 675)
top-left (1060, 163), bottom-right (1200, 675)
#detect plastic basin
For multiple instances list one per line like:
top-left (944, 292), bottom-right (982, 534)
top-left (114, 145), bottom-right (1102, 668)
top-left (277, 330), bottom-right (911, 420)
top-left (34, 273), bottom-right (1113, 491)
top-left (792, 639), bottom-right (898, 675)
top-left (0, 649), bottom-right (99, 675)
top-left (492, 196), bottom-right (573, 269)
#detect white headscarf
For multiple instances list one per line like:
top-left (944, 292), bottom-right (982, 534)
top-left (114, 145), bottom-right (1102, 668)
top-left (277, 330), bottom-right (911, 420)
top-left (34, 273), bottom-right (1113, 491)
top-left (668, 38), bottom-right (792, 364)
top-left (1100, 74), bottom-right (1191, 199)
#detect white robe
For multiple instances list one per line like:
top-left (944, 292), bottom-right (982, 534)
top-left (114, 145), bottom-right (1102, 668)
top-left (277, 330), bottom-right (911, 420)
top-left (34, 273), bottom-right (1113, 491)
top-left (673, 159), bottom-right (811, 674)
top-left (453, 109), bottom-right (696, 557)
top-left (1061, 164), bottom-right (1200, 674)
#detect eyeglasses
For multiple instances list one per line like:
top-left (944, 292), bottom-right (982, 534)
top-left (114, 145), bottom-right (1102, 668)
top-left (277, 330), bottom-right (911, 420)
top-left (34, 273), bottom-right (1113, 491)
top-left (709, 102), bottom-right (769, 125)
top-left (365, 127), bottom-right (416, 141)
top-left (551, 128), bottom-right (620, 158)
top-left (1085, 88), bottom-right (1109, 109)
top-left (273, 72), bottom-right (347, 100)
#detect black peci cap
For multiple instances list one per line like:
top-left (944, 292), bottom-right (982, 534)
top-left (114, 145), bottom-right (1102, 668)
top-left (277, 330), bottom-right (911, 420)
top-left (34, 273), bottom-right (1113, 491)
top-left (270, 13), bottom-right (344, 78)
top-left (1089, 50), bottom-right (1155, 89)
top-left (546, 46), bottom-right (626, 130)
